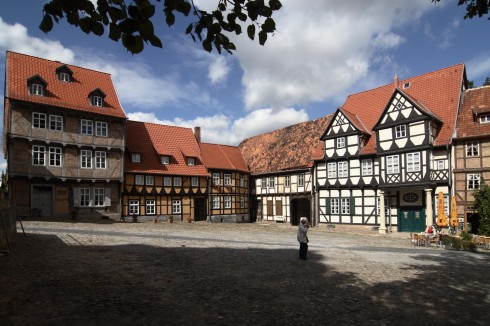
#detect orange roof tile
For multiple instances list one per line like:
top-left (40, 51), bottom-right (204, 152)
top-left (5, 51), bottom-right (126, 119)
top-left (339, 64), bottom-right (465, 154)
top-left (456, 86), bottom-right (490, 139)
top-left (200, 143), bottom-right (249, 173)
top-left (125, 121), bottom-right (208, 176)
top-left (239, 115), bottom-right (332, 174)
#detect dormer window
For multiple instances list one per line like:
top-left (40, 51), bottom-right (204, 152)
top-left (27, 75), bottom-right (47, 97)
top-left (403, 82), bottom-right (410, 89)
top-left (56, 65), bottom-right (73, 83)
top-left (187, 157), bottom-right (195, 166)
top-left (480, 114), bottom-right (490, 124)
top-left (161, 156), bottom-right (170, 165)
top-left (88, 88), bottom-right (106, 107)
top-left (132, 153), bottom-right (141, 163)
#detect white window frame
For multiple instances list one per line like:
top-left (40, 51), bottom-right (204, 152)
top-left (467, 174), bottom-right (481, 190)
top-left (81, 150), bottom-right (92, 169)
top-left (436, 160), bottom-right (445, 170)
top-left (338, 161), bottom-right (348, 178)
top-left (284, 175), bottom-right (290, 187)
top-left (466, 140), bottom-right (479, 157)
top-left (81, 119), bottom-right (93, 135)
top-left (395, 125), bottom-right (406, 138)
top-left (145, 175), bottom-right (154, 186)
top-left (94, 188), bottom-right (105, 207)
top-left (361, 159), bottom-right (373, 176)
top-left (164, 177), bottom-right (172, 186)
top-left (31, 83), bottom-right (44, 96)
top-left (330, 198), bottom-right (339, 214)
top-left (213, 173), bottom-right (220, 186)
top-left (268, 177), bottom-right (275, 188)
top-left (80, 188), bottom-right (91, 207)
top-left (187, 157), bottom-right (195, 166)
top-left (377, 197), bottom-right (390, 216)
top-left (96, 121), bottom-right (108, 137)
top-left (129, 200), bottom-right (139, 215)
top-left (406, 152), bottom-right (420, 172)
top-left (191, 177), bottom-right (199, 187)
top-left (240, 196), bottom-right (245, 208)
top-left (92, 95), bottom-right (103, 107)
top-left (212, 196), bottom-right (220, 209)
top-left (480, 114), bottom-right (490, 123)
top-left (135, 175), bottom-right (144, 185)
top-left (32, 145), bottom-right (46, 166)
top-left (174, 177), bottom-right (182, 187)
top-left (59, 72), bottom-right (70, 82)
top-left (336, 137), bottom-right (346, 148)
top-left (341, 198), bottom-right (350, 215)
top-left (161, 156), bottom-right (170, 165)
top-left (224, 196), bottom-right (232, 209)
top-left (49, 115), bottom-right (63, 131)
top-left (95, 151), bottom-right (106, 169)
top-left (224, 174), bottom-right (231, 186)
top-left (261, 178), bottom-right (266, 188)
top-left (33, 112), bottom-right (47, 129)
top-left (240, 175), bottom-right (245, 187)
top-left (298, 174), bottom-right (305, 187)
top-left (49, 147), bottom-right (62, 167)
top-left (146, 200), bottom-right (156, 215)
top-left (328, 162), bottom-right (337, 178)
top-left (132, 153), bottom-right (141, 163)
top-left (386, 155), bottom-right (400, 174)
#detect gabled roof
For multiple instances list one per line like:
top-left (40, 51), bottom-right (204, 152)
top-left (239, 115), bottom-right (332, 174)
top-left (455, 85), bottom-right (490, 139)
top-left (5, 51), bottom-right (126, 119)
top-left (200, 143), bottom-right (249, 173)
top-left (125, 121), bottom-right (208, 176)
top-left (321, 108), bottom-right (371, 140)
top-left (337, 64), bottom-right (465, 154)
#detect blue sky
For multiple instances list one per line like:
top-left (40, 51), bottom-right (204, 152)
top-left (1, 0), bottom-right (490, 173)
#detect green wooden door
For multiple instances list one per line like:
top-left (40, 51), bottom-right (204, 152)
top-left (399, 208), bottom-right (425, 232)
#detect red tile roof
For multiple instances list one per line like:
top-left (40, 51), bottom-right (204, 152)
top-left (5, 51), bottom-right (126, 119)
top-left (456, 86), bottom-right (490, 139)
top-left (239, 115), bottom-right (332, 174)
top-left (200, 143), bottom-right (249, 173)
top-left (340, 64), bottom-right (465, 154)
top-left (125, 121), bottom-right (208, 176)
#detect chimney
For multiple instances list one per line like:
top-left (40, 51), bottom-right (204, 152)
top-left (393, 75), bottom-right (399, 90)
top-left (194, 126), bottom-right (201, 143)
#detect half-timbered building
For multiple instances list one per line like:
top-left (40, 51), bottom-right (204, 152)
top-left (315, 64), bottom-right (467, 233)
top-left (200, 142), bottom-right (250, 222)
top-left (3, 51), bottom-right (126, 219)
top-left (453, 85), bottom-right (490, 233)
top-left (123, 121), bottom-right (208, 222)
top-left (240, 116), bottom-right (332, 225)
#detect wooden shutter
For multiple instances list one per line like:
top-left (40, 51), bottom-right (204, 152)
top-left (350, 197), bottom-right (355, 216)
top-left (275, 200), bottom-right (282, 216)
top-left (73, 187), bottom-right (80, 207)
top-left (325, 198), bottom-right (331, 214)
top-left (267, 200), bottom-right (273, 216)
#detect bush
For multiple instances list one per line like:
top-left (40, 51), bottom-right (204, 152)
top-left (442, 235), bottom-right (477, 252)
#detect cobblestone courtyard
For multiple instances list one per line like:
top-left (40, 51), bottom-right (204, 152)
top-left (1, 220), bottom-right (489, 325)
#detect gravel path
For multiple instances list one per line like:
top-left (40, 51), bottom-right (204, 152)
top-left (1, 219), bottom-right (489, 325)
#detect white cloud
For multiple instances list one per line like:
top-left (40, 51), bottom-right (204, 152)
top-left (128, 107), bottom-right (308, 145)
top-left (208, 56), bottom-right (231, 85)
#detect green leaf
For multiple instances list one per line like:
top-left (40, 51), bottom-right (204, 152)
top-left (269, 0), bottom-right (282, 11)
top-left (39, 14), bottom-right (54, 33)
top-left (234, 24), bottom-right (242, 35)
top-left (139, 20), bottom-right (154, 39)
top-left (140, 4), bottom-right (156, 19)
top-left (261, 17), bottom-right (275, 33)
top-left (185, 23), bottom-right (193, 34)
top-left (247, 24), bottom-right (255, 40)
top-left (202, 39), bottom-right (212, 52)
top-left (175, 0), bottom-right (192, 16)
top-left (238, 12), bottom-right (248, 22)
top-left (91, 22), bottom-right (105, 36)
top-left (149, 35), bottom-right (163, 48)
top-left (258, 30), bottom-right (267, 45)
top-left (109, 23), bottom-right (121, 41)
top-left (128, 5), bottom-right (139, 19)
top-left (165, 11), bottom-right (175, 26)
top-left (218, 3), bottom-right (226, 11)
top-left (66, 12), bottom-right (80, 26)
top-left (79, 17), bottom-right (92, 34)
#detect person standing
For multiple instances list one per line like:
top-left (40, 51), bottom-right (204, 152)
top-left (297, 217), bottom-right (310, 260)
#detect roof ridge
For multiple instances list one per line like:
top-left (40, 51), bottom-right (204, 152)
top-left (465, 85), bottom-right (490, 92)
top-left (7, 50), bottom-right (113, 76)
top-left (218, 144), bottom-right (236, 170)
top-left (128, 119), bottom-right (192, 132)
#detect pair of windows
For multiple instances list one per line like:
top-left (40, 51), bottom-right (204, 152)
top-left (480, 115), bottom-right (490, 124)
top-left (212, 196), bottom-right (232, 209)
top-left (77, 188), bottom-right (109, 207)
top-left (213, 173), bottom-right (232, 186)
top-left (81, 120), bottom-right (108, 137)
top-left (32, 146), bottom-right (62, 166)
top-left (135, 175), bottom-right (155, 186)
top-left (330, 198), bottom-right (351, 215)
top-left (327, 162), bottom-right (348, 178)
top-left (33, 113), bottom-right (63, 131)
top-left (81, 150), bottom-right (107, 169)
top-left (163, 176), bottom-right (183, 187)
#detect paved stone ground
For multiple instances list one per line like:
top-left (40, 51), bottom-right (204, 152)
top-left (1, 219), bottom-right (489, 325)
